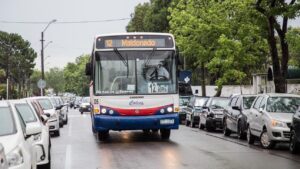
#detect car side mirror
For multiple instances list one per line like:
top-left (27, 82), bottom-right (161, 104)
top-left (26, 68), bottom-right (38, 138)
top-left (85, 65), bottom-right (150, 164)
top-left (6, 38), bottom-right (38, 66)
top-left (55, 106), bottom-right (61, 110)
top-left (85, 63), bottom-right (92, 76)
top-left (232, 106), bottom-right (240, 111)
top-left (41, 115), bottom-right (48, 123)
top-left (25, 123), bottom-right (42, 138)
top-left (259, 108), bottom-right (264, 113)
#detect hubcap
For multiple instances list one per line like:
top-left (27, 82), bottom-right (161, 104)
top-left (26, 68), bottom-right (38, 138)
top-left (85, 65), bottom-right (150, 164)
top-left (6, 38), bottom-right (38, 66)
top-left (261, 132), bottom-right (270, 147)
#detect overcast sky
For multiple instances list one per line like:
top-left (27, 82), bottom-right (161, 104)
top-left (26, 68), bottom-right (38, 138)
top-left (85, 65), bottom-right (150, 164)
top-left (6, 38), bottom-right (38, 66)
top-left (0, 0), bottom-right (299, 71)
top-left (0, 0), bottom-right (149, 71)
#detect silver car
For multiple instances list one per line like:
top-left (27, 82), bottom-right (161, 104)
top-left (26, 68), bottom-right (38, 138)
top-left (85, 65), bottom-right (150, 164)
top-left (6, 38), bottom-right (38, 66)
top-left (0, 143), bottom-right (8, 169)
top-left (247, 93), bottom-right (300, 149)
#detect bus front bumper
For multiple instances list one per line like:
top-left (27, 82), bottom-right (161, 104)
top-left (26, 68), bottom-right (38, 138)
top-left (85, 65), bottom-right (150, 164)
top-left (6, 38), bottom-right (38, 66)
top-left (93, 114), bottom-right (179, 131)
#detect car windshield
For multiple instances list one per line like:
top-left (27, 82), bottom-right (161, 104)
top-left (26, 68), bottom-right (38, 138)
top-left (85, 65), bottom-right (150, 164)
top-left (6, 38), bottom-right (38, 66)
top-left (266, 96), bottom-right (300, 113)
top-left (82, 97), bottom-right (90, 103)
top-left (37, 98), bottom-right (53, 110)
top-left (0, 107), bottom-right (16, 136)
top-left (15, 104), bottom-right (37, 123)
top-left (195, 97), bottom-right (209, 108)
top-left (210, 98), bottom-right (229, 109)
top-left (94, 50), bottom-right (176, 95)
top-left (243, 96), bottom-right (256, 109)
top-left (179, 97), bottom-right (191, 106)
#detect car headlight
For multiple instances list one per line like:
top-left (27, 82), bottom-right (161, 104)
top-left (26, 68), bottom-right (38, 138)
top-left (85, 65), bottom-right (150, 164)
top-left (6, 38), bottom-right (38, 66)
top-left (50, 113), bottom-right (57, 120)
top-left (33, 133), bottom-right (42, 141)
top-left (271, 119), bottom-right (286, 128)
top-left (7, 146), bottom-right (24, 167)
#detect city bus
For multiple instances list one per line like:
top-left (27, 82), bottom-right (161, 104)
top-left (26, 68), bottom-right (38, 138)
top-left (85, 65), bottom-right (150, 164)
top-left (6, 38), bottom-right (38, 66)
top-left (85, 33), bottom-right (179, 141)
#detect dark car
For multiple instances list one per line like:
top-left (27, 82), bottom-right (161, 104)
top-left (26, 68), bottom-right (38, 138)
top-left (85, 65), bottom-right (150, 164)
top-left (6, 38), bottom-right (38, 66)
top-left (290, 107), bottom-right (300, 154)
top-left (179, 96), bottom-right (192, 124)
top-left (79, 97), bottom-right (91, 114)
top-left (184, 96), bottom-right (209, 127)
top-left (223, 94), bottom-right (256, 139)
top-left (199, 97), bottom-right (229, 131)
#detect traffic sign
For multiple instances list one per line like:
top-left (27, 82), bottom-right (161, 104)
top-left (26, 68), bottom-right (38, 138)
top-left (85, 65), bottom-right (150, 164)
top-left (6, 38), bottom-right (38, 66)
top-left (37, 79), bottom-right (46, 89)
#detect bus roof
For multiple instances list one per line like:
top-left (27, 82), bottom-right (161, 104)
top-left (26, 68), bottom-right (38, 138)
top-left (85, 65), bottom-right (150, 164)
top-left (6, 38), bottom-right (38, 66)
top-left (94, 32), bottom-right (174, 39)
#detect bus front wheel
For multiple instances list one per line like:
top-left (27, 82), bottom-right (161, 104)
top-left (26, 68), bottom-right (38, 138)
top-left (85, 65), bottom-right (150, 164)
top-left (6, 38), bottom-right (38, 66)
top-left (160, 129), bottom-right (171, 140)
top-left (98, 131), bottom-right (109, 141)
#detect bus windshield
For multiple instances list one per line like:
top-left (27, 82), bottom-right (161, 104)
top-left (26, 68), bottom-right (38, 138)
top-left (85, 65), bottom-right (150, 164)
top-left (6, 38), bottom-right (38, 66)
top-left (94, 50), bottom-right (176, 95)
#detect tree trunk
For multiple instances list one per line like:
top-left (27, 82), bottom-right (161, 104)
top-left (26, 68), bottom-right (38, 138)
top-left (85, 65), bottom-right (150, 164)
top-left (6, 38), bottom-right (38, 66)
top-left (201, 62), bottom-right (206, 96)
top-left (267, 17), bottom-right (286, 93)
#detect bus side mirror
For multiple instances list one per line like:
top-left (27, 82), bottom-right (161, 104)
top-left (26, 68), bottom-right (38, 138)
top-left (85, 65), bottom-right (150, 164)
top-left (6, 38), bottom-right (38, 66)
top-left (85, 63), bottom-right (92, 76)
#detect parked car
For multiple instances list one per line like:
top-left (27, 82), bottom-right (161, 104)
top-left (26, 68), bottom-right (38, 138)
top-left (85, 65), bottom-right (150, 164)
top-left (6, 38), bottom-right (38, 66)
top-left (23, 98), bottom-right (51, 169)
top-left (199, 97), bottom-right (229, 131)
top-left (74, 97), bottom-right (82, 109)
top-left (179, 95), bottom-right (192, 124)
top-left (49, 97), bottom-right (64, 128)
top-left (31, 97), bottom-right (61, 136)
top-left (79, 97), bottom-right (91, 114)
top-left (185, 96), bottom-right (209, 127)
top-left (247, 93), bottom-right (300, 149)
top-left (0, 143), bottom-right (8, 169)
top-left (54, 96), bottom-right (68, 125)
top-left (223, 94), bottom-right (256, 139)
top-left (0, 100), bottom-right (40, 169)
top-left (290, 106), bottom-right (300, 154)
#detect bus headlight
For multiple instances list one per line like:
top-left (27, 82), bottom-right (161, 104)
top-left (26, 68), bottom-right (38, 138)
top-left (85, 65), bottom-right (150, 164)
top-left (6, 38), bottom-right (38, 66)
top-left (101, 108), bottom-right (107, 114)
top-left (160, 109), bottom-right (165, 114)
top-left (167, 107), bottom-right (173, 113)
top-left (109, 110), bottom-right (114, 115)
top-left (94, 108), bottom-right (100, 114)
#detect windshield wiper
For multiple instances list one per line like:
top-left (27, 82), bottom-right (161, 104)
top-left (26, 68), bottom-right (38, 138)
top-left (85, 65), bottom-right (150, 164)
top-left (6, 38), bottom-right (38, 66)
top-left (113, 48), bottom-right (129, 77)
top-left (144, 48), bottom-right (157, 66)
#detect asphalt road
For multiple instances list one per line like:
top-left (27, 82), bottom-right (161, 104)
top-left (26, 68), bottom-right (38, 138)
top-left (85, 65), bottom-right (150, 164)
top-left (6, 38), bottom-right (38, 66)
top-left (50, 109), bottom-right (300, 169)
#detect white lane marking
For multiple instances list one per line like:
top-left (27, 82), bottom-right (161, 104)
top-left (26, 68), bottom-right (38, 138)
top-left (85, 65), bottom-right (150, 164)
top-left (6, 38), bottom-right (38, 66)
top-left (68, 119), bottom-right (72, 137)
top-left (65, 145), bottom-right (72, 169)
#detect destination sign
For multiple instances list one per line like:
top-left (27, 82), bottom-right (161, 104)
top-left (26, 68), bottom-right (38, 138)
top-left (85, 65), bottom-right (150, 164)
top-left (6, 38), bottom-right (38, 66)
top-left (96, 35), bottom-right (174, 49)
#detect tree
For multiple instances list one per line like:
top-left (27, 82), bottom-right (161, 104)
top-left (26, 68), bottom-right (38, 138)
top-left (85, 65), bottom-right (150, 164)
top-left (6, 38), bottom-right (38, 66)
top-left (29, 70), bottom-right (41, 96)
top-left (46, 67), bottom-right (65, 95)
top-left (0, 31), bottom-right (37, 98)
top-left (255, 0), bottom-right (300, 93)
top-left (169, 0), bottom-right (268, 96)
top-left (127, 0), bottom-right (172, 32)
top-left (287, 27), bottom-right (300, 67)
top-left (64, 55), bottom-right (90, 96)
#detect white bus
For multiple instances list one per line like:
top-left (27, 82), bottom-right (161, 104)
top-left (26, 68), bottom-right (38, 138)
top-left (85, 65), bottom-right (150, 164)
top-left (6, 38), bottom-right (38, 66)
top-left (86, 33), bottom-right (179, 140)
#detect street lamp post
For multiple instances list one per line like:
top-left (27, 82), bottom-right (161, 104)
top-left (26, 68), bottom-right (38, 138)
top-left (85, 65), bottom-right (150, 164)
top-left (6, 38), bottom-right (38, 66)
top-left (40, 19), bottom-right (56, 96)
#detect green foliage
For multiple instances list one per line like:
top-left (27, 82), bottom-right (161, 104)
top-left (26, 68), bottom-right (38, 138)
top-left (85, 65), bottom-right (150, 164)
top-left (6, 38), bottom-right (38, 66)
top-left (0, 31), bottom-right (37, 98)
top-left (287, 27), bottom-right (300, 67)
top-left (46, 67), bottom-right (65, 95)
top-left (169, 0), bottom-right (268, 94)
top-left (127, 0), bottom-right (172, 32)
top-left (64, 55), bottom-right (90, 96)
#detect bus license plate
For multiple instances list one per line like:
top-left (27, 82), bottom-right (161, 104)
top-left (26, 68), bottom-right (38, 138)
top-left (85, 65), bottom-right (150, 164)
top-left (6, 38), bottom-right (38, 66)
top-left (160, 119), bottom-right (174, 125)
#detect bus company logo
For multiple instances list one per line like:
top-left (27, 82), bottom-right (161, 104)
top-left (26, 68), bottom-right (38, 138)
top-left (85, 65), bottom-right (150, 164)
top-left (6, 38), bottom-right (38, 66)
top-left (129, 100), bottom-right (144, 106)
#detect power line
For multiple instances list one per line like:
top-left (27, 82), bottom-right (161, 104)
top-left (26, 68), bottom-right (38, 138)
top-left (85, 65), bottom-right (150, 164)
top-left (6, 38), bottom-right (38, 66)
top-left (0, 18), bottom-right (131, 24)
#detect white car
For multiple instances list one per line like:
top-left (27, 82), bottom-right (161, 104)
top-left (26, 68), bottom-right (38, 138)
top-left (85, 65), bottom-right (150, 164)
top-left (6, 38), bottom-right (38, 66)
top-left (23, 98), bottom-right (51, 169)
top-left (30, 97), bottom-right (60, 136)
top-left (247, 93), bottom-right (300, 149)
top-left (0, 143), bottom-right (8, 169)
top-left (0, 100), bottom-right (41, 169)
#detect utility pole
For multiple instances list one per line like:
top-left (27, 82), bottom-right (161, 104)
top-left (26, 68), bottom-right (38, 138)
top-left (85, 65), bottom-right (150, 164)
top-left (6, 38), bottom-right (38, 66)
top-left (40, 19), bottom-right (56, 96)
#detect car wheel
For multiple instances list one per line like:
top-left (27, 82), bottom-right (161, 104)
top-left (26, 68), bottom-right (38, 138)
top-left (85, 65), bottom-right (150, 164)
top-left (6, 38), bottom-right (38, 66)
top-left (64, 115), bottom-right (68, 125)
top-left (290, 130), bottom-right (300, 154)
top-left (152, 129), bottom-right (159, 133)
top-left (98, 131), bottom-right (109, 141)
top-left (199, 123), bottom-right (205, 130)
top-left (223, 121), bottom-right (231, 136)
top-left (54, 130), bottom-right (60, 137)
top-left (38, 148), bottom-right (51, 169)
top-left (190, 117), bottom-right (196, 128)
top-left (237, 122), bottom-right (246, 140)
top-left (247, 126), bottom-right (255, 144)
top-left (206, 122), bottom-right (213, 132)
top-left (80, 111), bottom-right (83, 114)
top-left (260, 129), bottom-right (275, 149)
top-left (143, 129), bottom-right (150, 134)
top-left (160, 129), bottom-right (171, 140)
top-left (185, 119), bottom-right (190, 126)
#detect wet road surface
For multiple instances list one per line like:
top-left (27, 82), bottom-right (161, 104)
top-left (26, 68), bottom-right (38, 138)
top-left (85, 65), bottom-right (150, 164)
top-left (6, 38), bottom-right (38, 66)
top-left (50, 109), bottom-right (300, 169)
